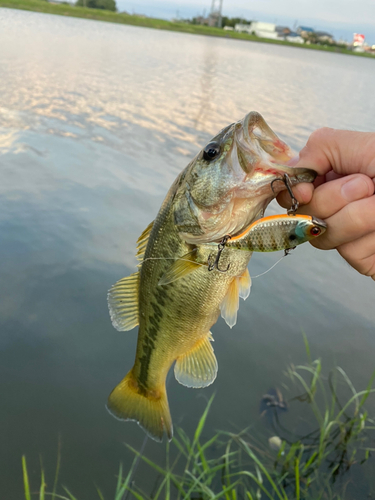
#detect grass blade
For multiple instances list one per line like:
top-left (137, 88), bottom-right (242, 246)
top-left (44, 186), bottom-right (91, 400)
top-left (22, 456), bottom-right (31, 500)
top-left (62, 487), bottom-right (79, 500)
top-left (39, 467), bottom-right (46, 500)
top-left (193, 394), bottom-right (215, 446)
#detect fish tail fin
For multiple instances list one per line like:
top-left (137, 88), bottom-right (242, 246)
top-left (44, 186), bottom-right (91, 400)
top-left (106, 371), bottom-right (173, 442)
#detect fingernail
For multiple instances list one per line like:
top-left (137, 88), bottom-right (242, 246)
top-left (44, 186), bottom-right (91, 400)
top-left (341, 177), bottom-right (369, 202)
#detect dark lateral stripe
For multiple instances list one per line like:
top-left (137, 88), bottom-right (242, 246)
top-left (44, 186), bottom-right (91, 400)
top-left (137, 286), bottom-right (169, 388)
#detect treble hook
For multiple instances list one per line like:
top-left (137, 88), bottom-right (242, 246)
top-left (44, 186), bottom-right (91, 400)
top-left (208, 235), bottom-right (231, 272)
top-left (284, 247), bottom-right (296, 256)
top-left (271, 173), bottom-right (299, 215)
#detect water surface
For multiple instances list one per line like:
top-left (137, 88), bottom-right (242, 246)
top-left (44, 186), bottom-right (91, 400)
top-left (1, 8), bottom-right (375, 499)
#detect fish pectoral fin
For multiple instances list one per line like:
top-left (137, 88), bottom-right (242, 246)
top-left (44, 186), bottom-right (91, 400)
top-left (174, 332), bottom-right (218, 388)
top-left (238, 268), bottom-right (252, 300)
top-left (107, 272), bottom-right (139, 331)
top-left (220, 277), bottom-right (240, 329)
top-left (158, 250), bottom-right (201, 286)
top-left (107, 371), bottom-right (173, 442)
top-left (136, 220), bottom-right (154, 263)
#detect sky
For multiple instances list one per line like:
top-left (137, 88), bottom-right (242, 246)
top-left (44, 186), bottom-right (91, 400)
top-left (116, 0), bottom-right (375, 45)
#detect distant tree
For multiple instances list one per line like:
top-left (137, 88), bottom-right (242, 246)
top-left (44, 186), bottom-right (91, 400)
top-left (221, 16), bottom-right (251, 27)
top-left (188, 14), bottom-right (252, 27)
top-left (75, 0), bottom-right (117, 11)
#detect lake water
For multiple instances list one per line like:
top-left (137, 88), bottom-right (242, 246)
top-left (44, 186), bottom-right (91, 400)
top-left (1, 8), bottom-right (375, 499)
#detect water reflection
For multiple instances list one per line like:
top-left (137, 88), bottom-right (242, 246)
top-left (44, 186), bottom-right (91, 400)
top-left (193, 38), bottom-right (218, 134)
top-left (1, 8), bottom-right (375, 500)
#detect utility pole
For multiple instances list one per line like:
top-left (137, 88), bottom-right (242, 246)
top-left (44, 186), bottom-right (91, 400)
top-left (209, 0), bottom-right (223, 28)
top-left (218, 0), bottom-right (223, 28)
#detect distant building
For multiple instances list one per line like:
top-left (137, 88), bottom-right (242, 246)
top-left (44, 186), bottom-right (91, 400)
top-left (234, 23), bottom-right (252, 33)
top-left (297, 26), bottom-right (314, 38)
top-left (250, 21), bottom-right (276, 32)
top-left (285, 32), bottom-right (304, 43)
top-left (315, 31), bottom-right (334, 43)
top-left (249, 21), bottom-right (279, 39)
top-left (275, 26), bottom-right (291, 36)
top-left (352, 33), bottom-right (366, 52)
top-left (223, 26), bottom-right (234, 31)
top-left (353, 33), bottom-right (365, 46)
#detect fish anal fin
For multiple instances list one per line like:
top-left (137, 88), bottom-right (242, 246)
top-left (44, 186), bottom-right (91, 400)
top-left (108, 272), bottom-right (139, 331)
top-left (107, 371), bottom-right (173, 442)
top-left (136, 221), bottom-right (154, 262)
top-left (158, 251), bottom-right (201, 286)
top-left (174, 332), bottom-right (218, 388)
top-left (238, 268), bottom-right (252, 300)
top-left (220, 278), bottom-right (240, 329)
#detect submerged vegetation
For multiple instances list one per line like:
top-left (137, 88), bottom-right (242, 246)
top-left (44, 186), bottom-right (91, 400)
top-left (1, 0), bottom-right (374, 58)
top-left (22, 340), bottom-right (375, 499)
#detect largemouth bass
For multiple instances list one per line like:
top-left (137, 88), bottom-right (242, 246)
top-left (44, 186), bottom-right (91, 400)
top-left (107, 112), bottom-right (317, 441)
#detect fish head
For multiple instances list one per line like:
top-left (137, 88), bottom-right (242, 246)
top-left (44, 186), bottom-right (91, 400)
top-left (173, 111), bottom-right (316, 244)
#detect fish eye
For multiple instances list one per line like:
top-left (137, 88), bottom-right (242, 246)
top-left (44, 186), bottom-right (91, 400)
top-left (203, 142), bottom-right (221, 161)
top-left (310, 226), bottom-right (321, 236)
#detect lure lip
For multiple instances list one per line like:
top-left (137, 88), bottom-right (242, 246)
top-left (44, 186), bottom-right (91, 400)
top-left (311, 216), bottom-right (327, 229)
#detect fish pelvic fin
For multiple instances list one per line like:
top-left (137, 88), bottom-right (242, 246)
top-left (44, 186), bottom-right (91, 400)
top-left (158, 250), bottom-right (201, 286)
top-left (220, 277), bottom-right (240, 329)
top-left (174, 332), bottom-right (218, 388)
top-left (238, 268), bottom-right (252, 300)
top-left (107, 371), bottom-right (173, 442)
top-left (108, 272), bottom-right (139, 331)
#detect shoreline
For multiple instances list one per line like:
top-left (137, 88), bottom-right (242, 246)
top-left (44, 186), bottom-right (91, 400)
top-left (1, 0), bottom-right (374, 58)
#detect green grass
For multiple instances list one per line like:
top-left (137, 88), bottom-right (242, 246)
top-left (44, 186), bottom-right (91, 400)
top-left (2, 0), bottom-right (374, 58)
top-left (21, 340), bottom-right (375, 499)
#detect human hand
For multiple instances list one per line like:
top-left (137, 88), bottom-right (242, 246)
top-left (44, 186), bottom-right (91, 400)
top-left (277, 128), bottom-right (375, 280)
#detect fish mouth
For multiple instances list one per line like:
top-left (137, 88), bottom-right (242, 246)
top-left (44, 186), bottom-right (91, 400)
top-left (239, 111), bottom-right (317, 188)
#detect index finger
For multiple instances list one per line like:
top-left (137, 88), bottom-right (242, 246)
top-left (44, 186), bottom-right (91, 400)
top-left (295, 128), bottom-right (375, 178)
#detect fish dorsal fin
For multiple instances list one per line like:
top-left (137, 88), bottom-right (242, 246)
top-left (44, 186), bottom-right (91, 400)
top-left (107, 272), bottom-right (139, 331)
top-left (174, 332), bottom-right (218, 388)
top-left (238, 268), bottom-right (252, 300)
top-left (158, 250), bottom-right (201, 286)
top-left (136, 221), bottom-right (154, 262)
top-left (220, 277), bottom-right (240, 329)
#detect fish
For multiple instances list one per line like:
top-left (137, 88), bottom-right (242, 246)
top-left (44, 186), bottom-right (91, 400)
top-left (106, 111), bottom-right (317, 442)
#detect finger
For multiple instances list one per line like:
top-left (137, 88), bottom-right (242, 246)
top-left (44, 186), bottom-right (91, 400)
top-left (295, 128), bottom-right (375, 178)
top-left (276, 182), bottom-right (314, 209)
top-left (297, 174), bottom-right (374, 219)
top-left (310, 195), bottom-right (375, 250)
top-left (337, 232), bottom-right (375, 280)
top-left (277, 173), bottom-right (373, 212)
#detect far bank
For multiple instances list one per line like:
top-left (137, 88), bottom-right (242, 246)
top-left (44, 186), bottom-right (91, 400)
top-left (0, 0), bottom-right (374, 58)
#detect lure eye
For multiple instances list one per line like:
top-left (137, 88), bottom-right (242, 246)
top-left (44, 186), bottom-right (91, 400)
top-left (310, 226), bottom-right (321, 236)
top-left (203, 142), bottom-right (220, 161)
